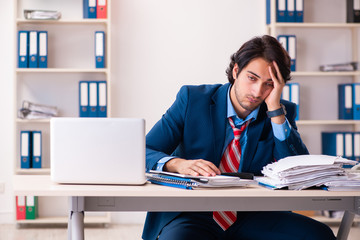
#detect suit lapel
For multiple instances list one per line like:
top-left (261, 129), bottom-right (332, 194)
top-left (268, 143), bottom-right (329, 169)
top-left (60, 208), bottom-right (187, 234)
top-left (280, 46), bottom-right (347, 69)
top-left (209, 83), bottom-right (230, 167)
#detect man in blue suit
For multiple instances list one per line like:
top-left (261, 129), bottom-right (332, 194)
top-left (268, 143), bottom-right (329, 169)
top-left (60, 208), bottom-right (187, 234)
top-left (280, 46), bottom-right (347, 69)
top-left (142, 35), bottom-right (336, 240)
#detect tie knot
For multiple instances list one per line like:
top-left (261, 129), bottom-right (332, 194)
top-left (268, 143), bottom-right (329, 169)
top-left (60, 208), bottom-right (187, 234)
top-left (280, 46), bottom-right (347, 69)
top-left (228, 117), bottom-right (249, 140)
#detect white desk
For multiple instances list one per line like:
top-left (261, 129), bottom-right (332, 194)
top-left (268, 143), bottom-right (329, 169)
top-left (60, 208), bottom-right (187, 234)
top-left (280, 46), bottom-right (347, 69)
top-left (13, 175), bottom-right (360, 240)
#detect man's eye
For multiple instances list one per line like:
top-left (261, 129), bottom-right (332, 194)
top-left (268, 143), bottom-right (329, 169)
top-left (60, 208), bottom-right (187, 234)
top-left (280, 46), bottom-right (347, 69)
top-left (248, 75), bottom-right (256, 81)
top-left (266, 82), bottom-right (274, 87)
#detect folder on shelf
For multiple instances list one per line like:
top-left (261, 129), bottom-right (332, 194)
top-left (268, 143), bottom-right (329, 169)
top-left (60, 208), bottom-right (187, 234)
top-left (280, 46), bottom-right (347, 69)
top-left (28, 31), bottom-right (38, 68)
top-left (322, 132), bottom-right (344, 157)
top-left (32, 131), bottom-right (42, 169)
top-left (287, 0), bottom-right (295, 22)
top-left (277, 0), bottom-right (287, 22)
top-left (25, 196), bottom-right (38, 220)
top-left (347, 0), bottom-right (360, 23)
top-left (353, 83), bottom-right (360, 120)
top-left (97, 81), bottom-right (107, 117)
top-left (277, 34), bottom-right (288, 51)
top-left (281, 83), bottom-right (299, 120)
top-left (79, 81), bottom-right (89, 117)
top-left (344, 132), bottom-right (353, 160)
top-left (277, 35), bottom-right (296, 71)
top-left (16, 196), bottom-right (26, 220)
top-left (290, 83), bottom-right (300, 120)
top-left (89, 81), bottom-right (98, 117)
top-left (38, 31), bottom-right (48, 68)
top-left (338, 83), bottom-right (353, 119)
top-left (20, 131), bottom-right (31, 169)
top-left (83, 0), bottom-right (97, 19)
top-left (266, 0), bottom-right (271, 24)
top-left (97, 0), bottom-right (107, 19)
top-left (295, 0), bottom-right (304, 22)
top-left (353, 132), bottom-right (360, 162)
top-left (18, 31), bottom-right (29, 68)
top-left (95, 31), bottom-right (105, 68)
top-left (288, 35), bottom-right (296, 71)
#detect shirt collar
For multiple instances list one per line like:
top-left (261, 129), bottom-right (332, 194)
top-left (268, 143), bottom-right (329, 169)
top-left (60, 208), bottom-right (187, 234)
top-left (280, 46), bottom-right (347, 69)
top-left (227, 85), bottom-right (259, 126)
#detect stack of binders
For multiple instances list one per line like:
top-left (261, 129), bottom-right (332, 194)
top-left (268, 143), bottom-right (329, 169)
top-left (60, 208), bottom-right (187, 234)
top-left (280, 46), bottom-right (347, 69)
top-left (20, 131), bottom-right (42, 169)
top-left (322, 131), bottom-right (360, 164)
top-left (266, 0), bottom-right (304, 24)
top-left (277, 35), bottom-right (296, 71)
top-left (338, 83), bottom-right (360, 120)
top-left (16, 196), bottom-right (38, 220)
top-left (18, 30), bottom-right (48, 68)
top-left (281, 82), bottom-right (300, 120)
top-left (83, 0), bottom-right (107, 19)
top-left (79, 81), bottom-right (107, 117)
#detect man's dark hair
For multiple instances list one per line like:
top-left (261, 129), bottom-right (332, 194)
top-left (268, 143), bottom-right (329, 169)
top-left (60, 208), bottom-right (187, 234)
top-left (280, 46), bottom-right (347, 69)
top-left (226, 35), bottom-right (292, 84)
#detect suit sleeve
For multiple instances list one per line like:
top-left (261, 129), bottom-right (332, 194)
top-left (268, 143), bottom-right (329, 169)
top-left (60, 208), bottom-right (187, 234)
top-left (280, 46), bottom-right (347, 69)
top-left (273, 101), bottom-right (309, 159)
top-left (145, 86), bottom-right (189, 171)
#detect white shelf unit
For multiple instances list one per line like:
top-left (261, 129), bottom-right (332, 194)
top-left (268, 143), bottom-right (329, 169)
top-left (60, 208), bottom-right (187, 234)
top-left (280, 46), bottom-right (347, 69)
top-left (14, 0), bottom-right (111, 225)
top-left (267, 0), bottom-right (360, 224)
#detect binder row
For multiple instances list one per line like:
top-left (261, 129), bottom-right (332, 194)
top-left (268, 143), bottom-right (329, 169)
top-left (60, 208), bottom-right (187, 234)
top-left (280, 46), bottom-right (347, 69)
top-left (347, 0), bottom-right (360, 23)
top-left (281, 83), bottom-right (300, 120)
top-left (322, 132), bottom-right (360, 163)
top-left (17, 31), bottom-right (105, 69)
top-left (18, 31), bottom-right (48, 68)
top-left (277, 35), bottom-right (296, 71)
top-left (16, 196), bottom-right (38, 220)
top-left (20, 131), bottom-right (42, 169)
top-left (79, 81), bottom-right (107, 117)
top-left (338, 83), bottom-right (360, 120)
top-left (266, 0), bottom-right (304, 24)
top-left (84, 0), bottom-right (107, 19)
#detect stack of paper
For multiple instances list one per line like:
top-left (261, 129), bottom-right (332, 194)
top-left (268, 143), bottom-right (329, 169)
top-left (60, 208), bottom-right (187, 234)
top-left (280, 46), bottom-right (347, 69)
top-left (256, 155), bottom-right (358, 190)
top-left (324, 171), bottom-right (360, 191)
top-left (18, 101), bottom-right (58, 119)
top-left (24, 10), bottom-right (61, 20)
top-left (146, 170), bottom-right (257, 190)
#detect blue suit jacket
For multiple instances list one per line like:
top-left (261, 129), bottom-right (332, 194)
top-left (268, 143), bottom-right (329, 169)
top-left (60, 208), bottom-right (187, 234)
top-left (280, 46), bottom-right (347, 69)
top-left (142, 83), bottom-right (308, 240)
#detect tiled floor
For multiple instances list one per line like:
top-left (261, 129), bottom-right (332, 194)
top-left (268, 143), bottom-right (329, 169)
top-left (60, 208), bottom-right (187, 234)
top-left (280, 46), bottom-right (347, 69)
top-left (0, 223), bottom-right (359, 240)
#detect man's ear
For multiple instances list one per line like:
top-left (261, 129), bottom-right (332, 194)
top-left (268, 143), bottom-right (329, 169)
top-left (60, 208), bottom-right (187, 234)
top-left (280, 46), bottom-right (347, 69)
top-left (232, 63), bottom-right (239, 80)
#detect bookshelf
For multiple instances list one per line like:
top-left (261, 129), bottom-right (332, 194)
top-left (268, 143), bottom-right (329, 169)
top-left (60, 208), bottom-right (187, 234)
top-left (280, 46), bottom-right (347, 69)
top-left (13, 0), bottom-right (111, 225)
top-left (266, 0), bottom-right (360, 224)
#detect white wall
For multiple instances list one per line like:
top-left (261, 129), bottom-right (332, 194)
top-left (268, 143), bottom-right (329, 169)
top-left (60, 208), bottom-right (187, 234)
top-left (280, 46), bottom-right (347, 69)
top-left (0, 0), bottom-right (266, 224)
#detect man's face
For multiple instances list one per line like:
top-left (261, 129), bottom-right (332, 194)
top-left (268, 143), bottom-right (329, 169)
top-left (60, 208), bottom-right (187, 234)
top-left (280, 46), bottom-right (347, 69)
top-left (230, 57), bottom-right (274, 117)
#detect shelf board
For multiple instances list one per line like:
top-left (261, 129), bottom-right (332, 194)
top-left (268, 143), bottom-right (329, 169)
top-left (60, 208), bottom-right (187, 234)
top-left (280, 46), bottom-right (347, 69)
top-left (292, 71), bottom-right (360, 77)
top-left (16, 118), bottom-right (51, 123)
top-left (15, 168), bottom-right (50, 175)
top-left (16, 68), bottom-right (108, 73)
top-left (297, 120), bottom-right (360, 125)
top-left (16, 19), bottom-right (108, 25)
top-left (267, 23), bottom-right (360, 28)
top-left (16, 215), bottom-right (111, 225)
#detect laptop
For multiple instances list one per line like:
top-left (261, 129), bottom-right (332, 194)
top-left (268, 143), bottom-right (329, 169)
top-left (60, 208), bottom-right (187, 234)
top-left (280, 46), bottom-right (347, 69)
top-left (50, 118), bottom-right (146, 185)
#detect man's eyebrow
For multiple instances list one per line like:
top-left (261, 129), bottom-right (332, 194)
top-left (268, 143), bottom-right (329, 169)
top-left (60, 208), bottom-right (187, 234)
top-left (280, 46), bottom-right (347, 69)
top-left (247, 70), bottom-right (273, 82)
top-left (247, 71), bottom-right (261, 78)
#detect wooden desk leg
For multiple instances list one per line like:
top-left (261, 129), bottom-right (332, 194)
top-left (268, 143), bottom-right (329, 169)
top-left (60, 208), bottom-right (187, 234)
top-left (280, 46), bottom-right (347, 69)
top-left (337, 211), bottom-right (355, 240)
top-left (68, 197), bottom-right (85, 240)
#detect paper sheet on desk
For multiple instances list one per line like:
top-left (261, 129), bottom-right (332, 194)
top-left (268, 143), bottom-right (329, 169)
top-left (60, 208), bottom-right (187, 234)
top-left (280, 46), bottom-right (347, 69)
top-left (264, 155), bottom-right (354, 173)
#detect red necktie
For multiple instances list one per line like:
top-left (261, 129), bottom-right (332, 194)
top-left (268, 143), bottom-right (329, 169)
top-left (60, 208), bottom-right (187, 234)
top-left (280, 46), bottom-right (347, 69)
top-left (213, 117), bottom-right (250, 231)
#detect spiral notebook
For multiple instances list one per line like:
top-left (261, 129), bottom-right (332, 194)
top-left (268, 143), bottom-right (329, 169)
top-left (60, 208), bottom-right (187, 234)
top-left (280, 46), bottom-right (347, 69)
top-left (146, 170), bottom-right (256, 190)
